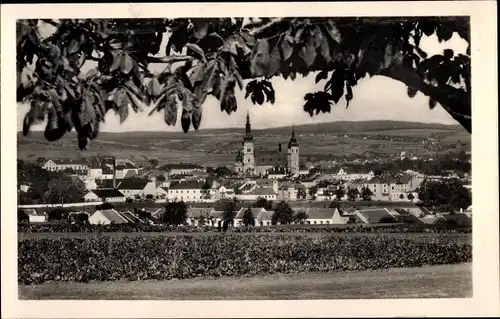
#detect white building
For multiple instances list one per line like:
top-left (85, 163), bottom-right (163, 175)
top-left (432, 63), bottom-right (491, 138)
top-left (167, 181), bottom-right (210, 202)
top-left (89, 209), bottom-right (129, 225)
top-left (84, 189), bottom-right (126, 203)
top-left (42, 159), bottom-right (88, 172)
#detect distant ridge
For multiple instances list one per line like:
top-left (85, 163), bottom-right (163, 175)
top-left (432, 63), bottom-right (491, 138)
top-left (18, 120), bottom-right (467, 141)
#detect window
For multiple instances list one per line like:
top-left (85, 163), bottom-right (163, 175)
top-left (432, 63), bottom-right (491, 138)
top-left (247, 148), bottom-right (251, 152)
top-left (247, 159), bottom-right (250, 163)
top-left (326, 221), bottom-right (330, 224)
top-left (313, 221), bottom-right (317, 224)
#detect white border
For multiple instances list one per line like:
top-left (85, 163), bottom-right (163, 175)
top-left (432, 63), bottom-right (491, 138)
top-left (2, 2), bottom-right (499, 318)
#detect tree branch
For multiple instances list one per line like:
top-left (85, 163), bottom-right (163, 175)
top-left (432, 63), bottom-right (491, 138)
top-left (146, 55), bottom-right (194, 63)
top-left (380, 65), bottom-right (471, 133)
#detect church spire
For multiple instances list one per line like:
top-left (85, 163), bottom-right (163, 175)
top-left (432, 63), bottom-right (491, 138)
top-left (288, 124), bottom-right (299, 148)
top-left (244, 111), bottom-right (253, 141)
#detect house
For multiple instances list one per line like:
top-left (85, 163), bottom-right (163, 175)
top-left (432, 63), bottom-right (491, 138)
top-left (354, 208), bottom-right (398, 224)
top-left (305, 207), bottom-right (335, 225)
top-left (26, 209), bottom-right (47, 223)
top-left (256, 209), bottom-right (274, 226)
top-left (365, 174), bottom-right (423, 201)
top-left (167, 181), bottom-right (209, 202)
top-left (234, 207), bottom-right (265, 226)
top-left (117, 179), bottom-right (153, 198)
top-left (42, 159), bottom-right (88, 172)
top-left (236, 187), bottom-right (277, 201)
top-left (89, 209), bottom-right (130, 225)
top-left (84, 189), bottom-right (126, 203)
top-left (186, 207), bottom-right (213, 226)
top-left (267, 166), bottom-right (287, 179)
top-left (277, 183), bottom-right (307, 201)
top-left (115, 162), bottom-right (140, 179)
top-left (392, 209), bottom-right (424, 225)
top-left (332, 207), bottom-right (351, 224)
top-left (160, 163), bottom-right (204, 176)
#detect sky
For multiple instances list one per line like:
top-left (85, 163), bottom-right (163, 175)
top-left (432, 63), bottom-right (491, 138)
top-left (17, 19), bottom-right (469, 132)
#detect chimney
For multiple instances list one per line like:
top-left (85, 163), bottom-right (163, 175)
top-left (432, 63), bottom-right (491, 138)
top-left (112, 157), bottom-right (116, 189)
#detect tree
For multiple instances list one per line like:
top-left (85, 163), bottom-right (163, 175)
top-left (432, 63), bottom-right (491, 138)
top-left (48, 208), bottom-right (69, 221)
top-left (293, 210), bottom-right (309, 224)
top-left (145, 194), bottom-right (154, 200)
top-left (347, 188), bottom-right (359, 201)
top-left (329, 200), bottom-right (341, 209)
top-left (335, 187), bottom-right (346, 200)
top-left (361, 187), bottom-right (373, 201)
top-left (417, 179), bottom-right (471, 212)
top-left (215, 166), bottom-right (231, 177)
top-left (222, 200), bottom-right (237, 225)
top-left (156, 175), bottom-right (166, 182)
top-left (296, 187), bottom-right (307, 200)
top-left (99, 202), bottom-right (115, 210)
top-left (271, 201), bottom-right (294, 225)
top-left (149, 158), bottom-right (159, 167)
top-left (162, 201), bottom-right (188, 225)
top-left (18, 209), bottom-right (29, 222)
top-left (242, 207), bottom-right (255, 226)
top-left (17, 17), bottom-right (470, 151)
top-left (44, 175), bottom-right (86, 204)
top-left (407, 193), bottom-right (415, 201)
top-left (252, 197), bottom-right (273, 210)
top-left (399, 193), bottom-right (405, 200)
top-left (308, 186), bottom-right (318, 199)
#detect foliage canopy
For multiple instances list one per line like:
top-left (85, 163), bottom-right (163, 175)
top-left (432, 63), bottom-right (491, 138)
top-left (17, 17), bottom-right (470, 150)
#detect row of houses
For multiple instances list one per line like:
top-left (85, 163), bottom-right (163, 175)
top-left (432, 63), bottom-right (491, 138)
top-left (23, 205), bottom-right (472, 227)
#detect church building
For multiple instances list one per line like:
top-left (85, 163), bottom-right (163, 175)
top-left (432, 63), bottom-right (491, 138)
top-left (234, 112), bottom-right (301, 177)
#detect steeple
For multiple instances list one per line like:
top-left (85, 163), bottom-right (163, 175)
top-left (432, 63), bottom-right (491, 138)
top-left (243, 111), bottom-right (253, 141)
top-left (288, 125), bottom-right (298, 148)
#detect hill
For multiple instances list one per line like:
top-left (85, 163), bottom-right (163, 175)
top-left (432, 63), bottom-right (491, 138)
top-left (17, 121), bottom-right (470, 166)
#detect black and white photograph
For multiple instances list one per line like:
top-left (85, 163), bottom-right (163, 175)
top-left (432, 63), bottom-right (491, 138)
top-left (2, 1), bottom-right (499, 318)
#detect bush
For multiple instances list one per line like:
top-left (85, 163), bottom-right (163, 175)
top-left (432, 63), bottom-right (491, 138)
top-left (18, 234), bottom-right (472, 285)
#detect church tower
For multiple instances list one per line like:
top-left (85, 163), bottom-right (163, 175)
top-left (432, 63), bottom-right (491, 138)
top-left (287, 126), bottom-right (300, 176)
top-left (242, 112), bottom-right (255, 174)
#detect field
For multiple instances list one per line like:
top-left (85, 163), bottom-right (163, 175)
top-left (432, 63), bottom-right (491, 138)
top-left (19, 263), bottom-right (472, 300)
top-left (18, 231), bottom-right (472, 246)
top-left (17, 121), bottom-right (470, 165)
top-left (18, 230), bottom-right (472, 300)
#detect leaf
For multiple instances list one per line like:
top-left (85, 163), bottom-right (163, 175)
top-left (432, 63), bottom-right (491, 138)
top-left (163, 95), bottom-right (178, 126)
top-left (181, 110), bottom-right (191, 133)
top-left (85, 68), bottom-right (100, 80)
top-left (268, 40), bottom-right (282, 77)
top-left (113, 87), bottom-right (131, 116)
top-left (315, 70), bottom-right (329, 83)
top-left (323, 20), bottom-right (342, 44)
top-left (186, 43), bottom-right (206, 62)
top-left (407, 86), bottom-right (418, 98)
top-left (383, 43), bottom-right (393, 69)
top-left (68, 39), bottom-right (80, 54)
top-left (234, 70), bottom-right (244, 90)
top-left (109, 38), bottom-right (124, 50)
top-left (110, 51), bottom-right (122, 72)
top-left (187, 64), bottom-right (205, 88)
top-left (345, 84), bottom-right (353, 108)
top-left (192, 20), bottom-right (209, 39)
top-left (120, 53), bottom-right (134, 75)
top-left (429, 98), bottom-right (437, 109)
top-left (281, 35), bottom-right (294, 61)
top-left (23, 113), bottom-right (33, 136)
top-left (80, 89), bottom-right (97, 127)
top-left (182, 88), bottom-right (197, 114)
top-left (119, 103), bottom-right (129, 123)
top-left (192, 104), bottom-right (202, 130)
top-left (250, 39), bottom-right (271, 77)
top-left (46, 89), bottom-right (63, 112)
top-left (148, 77), bottom-right (163, 98)
top-left (320, 36), bottom-right (332, 64)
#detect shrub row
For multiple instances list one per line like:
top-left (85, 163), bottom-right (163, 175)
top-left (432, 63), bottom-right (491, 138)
top-left (18, 234), bottom-right (472, 285)
top-left (17, 223), bottom-right (471, 234)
